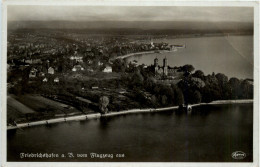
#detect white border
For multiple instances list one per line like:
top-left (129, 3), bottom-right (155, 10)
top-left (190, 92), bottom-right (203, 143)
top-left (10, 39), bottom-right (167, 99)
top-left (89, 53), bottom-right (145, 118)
top-left (1, 1), bottom-right (259, 167)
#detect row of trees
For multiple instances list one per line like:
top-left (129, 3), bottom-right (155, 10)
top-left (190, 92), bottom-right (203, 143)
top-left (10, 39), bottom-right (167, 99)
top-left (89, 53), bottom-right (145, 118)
top-left (122, 65), bottom-right (253, 108)
top-left (177, 70), bottom-right (253, 104)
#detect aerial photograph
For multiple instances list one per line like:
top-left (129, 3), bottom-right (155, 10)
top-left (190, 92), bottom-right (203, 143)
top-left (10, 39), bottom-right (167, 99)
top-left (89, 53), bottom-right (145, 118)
top-left (6, 5), bottom-right (254, 162)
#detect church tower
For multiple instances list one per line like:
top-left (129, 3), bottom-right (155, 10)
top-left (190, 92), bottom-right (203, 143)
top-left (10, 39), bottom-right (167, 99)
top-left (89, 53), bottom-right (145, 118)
top-left (154, 57), bottom-right (158, 67)
top-left (163, 57), bottom-right (168, 76)
top-left (154, 57), bottom-right (159, 74)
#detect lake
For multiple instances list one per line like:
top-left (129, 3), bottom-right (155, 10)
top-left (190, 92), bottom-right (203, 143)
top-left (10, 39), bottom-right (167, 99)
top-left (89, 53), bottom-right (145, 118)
top-left (126, 35), bottom-right (253, 79)
top-left (7, 103), bottom-right (253, 162)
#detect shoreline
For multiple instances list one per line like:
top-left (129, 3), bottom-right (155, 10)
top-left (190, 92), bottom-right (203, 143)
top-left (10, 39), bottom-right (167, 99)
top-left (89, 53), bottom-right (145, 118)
top-left (115, 50), bottom-right (175, 59)
top-left (114, 34), bottom-right (252, 61)
top-left (7, 99), bottom-right (253, 130)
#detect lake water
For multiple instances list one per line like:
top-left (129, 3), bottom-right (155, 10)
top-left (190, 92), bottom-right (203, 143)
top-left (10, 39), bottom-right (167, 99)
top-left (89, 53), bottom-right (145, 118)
top-left (7, 103), bottom-right (253, 162)
top-left (127, 35), bottom-right (253, 79)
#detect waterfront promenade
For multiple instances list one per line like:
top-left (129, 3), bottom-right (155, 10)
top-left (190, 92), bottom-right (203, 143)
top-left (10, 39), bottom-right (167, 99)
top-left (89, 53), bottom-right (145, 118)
top-left (7, 99), bottom-right (253, 130)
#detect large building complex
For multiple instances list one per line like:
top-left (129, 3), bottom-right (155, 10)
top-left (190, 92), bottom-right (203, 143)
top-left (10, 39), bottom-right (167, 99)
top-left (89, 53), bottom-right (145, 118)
top-left (154, 57), bottom-right (178, 77)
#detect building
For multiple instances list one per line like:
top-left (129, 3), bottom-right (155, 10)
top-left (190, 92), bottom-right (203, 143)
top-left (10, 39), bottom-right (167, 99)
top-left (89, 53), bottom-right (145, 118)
top-left (154, 57), bottom-right (179, 77)
top-left (43, 77), bottom-right (48, 82)
top-left (163, 57), bottom-right (168, 76)
top-left (54, 77), bottom-right (59, 83)
top-left (86, 68), bottom-right (94, 72)
top-left (70, 55), bottom-right (83, 63)
top-left (132, 60), bottom-right (138, 67)
top-left (25, 59), bottom-right (42, 64)
top-left (103, 65), bottom-right (112, 73)
top-left (72, 65), bottom-right (84, 71)
top-left (48, 67), bottom-right (54, 74)
top-left (29, 68), bottom-right (37, 78)
top-left (38, 72), bottom-right (45, 77)
top-left (154, 57), bottom-right (168, 76)
top-left (98, 61), bottom-right (103, 66)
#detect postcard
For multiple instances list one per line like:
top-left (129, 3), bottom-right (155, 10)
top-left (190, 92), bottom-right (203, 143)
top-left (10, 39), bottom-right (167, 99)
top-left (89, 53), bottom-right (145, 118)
top-left (1, 0), bottom-right (259, 167)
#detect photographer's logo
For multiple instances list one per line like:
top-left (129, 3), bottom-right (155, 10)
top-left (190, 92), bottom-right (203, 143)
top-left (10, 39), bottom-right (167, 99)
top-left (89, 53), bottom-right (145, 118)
top-left (231, 151), bottom-right (246, 160)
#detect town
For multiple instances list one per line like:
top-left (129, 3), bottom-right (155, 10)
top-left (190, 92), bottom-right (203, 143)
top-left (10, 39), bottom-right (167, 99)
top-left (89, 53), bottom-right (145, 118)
top-left (7, 29), bottom-right (253, 126)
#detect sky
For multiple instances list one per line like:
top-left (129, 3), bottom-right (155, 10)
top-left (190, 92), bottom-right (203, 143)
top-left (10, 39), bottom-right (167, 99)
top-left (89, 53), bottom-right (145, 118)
top-left (8, 6), bottom-right (253, 23)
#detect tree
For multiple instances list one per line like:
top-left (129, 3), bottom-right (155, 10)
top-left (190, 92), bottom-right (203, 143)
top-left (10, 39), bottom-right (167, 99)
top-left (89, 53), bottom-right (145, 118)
top-left (99, 96), bottom-right (109, 114)
top-left (193, 70), bottom-right (204, 80)
top-left (205, 74), bottom-right (218, 85)
top-left (216, 73), bottom-right (228, 85)
top-left (193, 90), bottom-right (202, 104)
top-left (201, 85), bottom-right (221, 103)
top-left (229, 77), bottom-right (240, 88)
top-left (131, 70), bottom-right (144, 87)
top-left (112, 59), bottom-right (126, 72)
top-left (160, 85), bottom-right (174, 104)
top-left (161, 95), bottom-right (168, 106)
top-left (133, 88), bottom-right (147, 105)
top-left (181, 64), bottom-right (195, 73)
top-left (229, 77), bottom-right (241, 99)
top-left (215, 73), bottom-right (229, 99)
top-left (150, 95), bottom-right (158, 108)
top-left (145, 77), bottom-right (156, 91)
top-left (240, 80), bottom-right (252, 99)
top-left (153, 85), bottom-right (161, 95)
top-left (172, 85), bottom-right (184, 105)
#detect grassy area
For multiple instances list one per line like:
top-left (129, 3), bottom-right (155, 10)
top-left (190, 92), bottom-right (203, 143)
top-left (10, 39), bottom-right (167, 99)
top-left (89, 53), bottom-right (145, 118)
top-left (12, 94), bottom-right (82, 115)
top-left (7, 94), bottom-right (89, 124)
top-left (64, 71), bottom-right (121, 81)
top-left (7, 102), bottom-right (28, 124)
top-left (79, 88), bottom-right (143, 111)
top-left (7, 96), bottom-right (35, 114)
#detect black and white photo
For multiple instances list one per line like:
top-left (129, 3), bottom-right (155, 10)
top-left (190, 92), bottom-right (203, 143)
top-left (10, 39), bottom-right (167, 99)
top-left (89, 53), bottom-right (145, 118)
top-left (1, 1), bottom-right (259, 167)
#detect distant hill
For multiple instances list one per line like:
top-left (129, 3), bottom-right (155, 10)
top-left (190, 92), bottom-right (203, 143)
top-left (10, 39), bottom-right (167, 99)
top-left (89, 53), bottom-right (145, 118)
top-left (8, 21), bottom-right (253, 35)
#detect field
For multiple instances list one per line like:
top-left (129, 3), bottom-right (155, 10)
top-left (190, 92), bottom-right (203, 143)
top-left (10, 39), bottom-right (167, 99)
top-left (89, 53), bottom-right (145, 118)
top-left (7, 96), bottom-right (35, 114)
top-left (7, 96), bottom-right (34, 124)
top-left (64, 71), bottom-right (121, 81)
top-left (7, 94), bottom-right (85, 124)
top-left (12, 94), bottom-right (82, 116)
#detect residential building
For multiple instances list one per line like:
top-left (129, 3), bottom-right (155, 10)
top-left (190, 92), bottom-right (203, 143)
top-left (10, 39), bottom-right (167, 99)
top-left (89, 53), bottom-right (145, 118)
top-left (48, 67), bottom-right (54, 74)
top-left (29, 68), bottom-right (37, 78)
top-left (103, 65), bottom-right (112, 73)
top-left (43, 77), bottom-right (48, 82)
top-left (54, 77), bottom-right (59, 83)
top-left (72, 65), bottom-right (84, 71)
